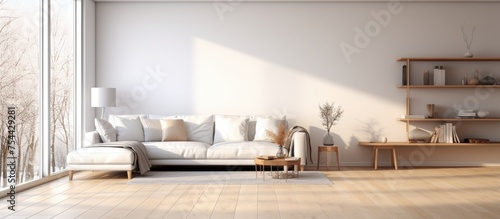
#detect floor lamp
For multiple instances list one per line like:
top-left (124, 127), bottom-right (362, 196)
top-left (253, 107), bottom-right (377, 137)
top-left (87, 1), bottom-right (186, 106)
top-left (91, 87), bottom-right (116, 119)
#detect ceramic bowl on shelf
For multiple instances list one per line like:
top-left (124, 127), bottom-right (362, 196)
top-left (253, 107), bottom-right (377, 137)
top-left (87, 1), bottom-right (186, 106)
top-left (467, 78), bottom-right (479, 85)
top-left (409, 128), bottom-right (431, 142)
top-left (477, 110), bottom-right (489, 118)
top-left (480, 76), bottom-right (496, 85)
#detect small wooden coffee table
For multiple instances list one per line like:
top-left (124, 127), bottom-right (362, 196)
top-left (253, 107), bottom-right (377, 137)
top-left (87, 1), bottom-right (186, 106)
top-left (254, 157), bottom-right (301, 181)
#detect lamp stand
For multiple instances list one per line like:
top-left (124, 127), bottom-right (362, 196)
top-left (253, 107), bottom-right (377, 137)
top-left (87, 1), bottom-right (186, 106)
top-left (101, 107), bottom-right (106, 119)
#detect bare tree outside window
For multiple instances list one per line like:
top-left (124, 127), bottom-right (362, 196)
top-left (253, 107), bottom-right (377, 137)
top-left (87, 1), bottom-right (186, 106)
top-left (0, 0), bottom-right (41, 188)
top-left (0, 0), bottom-right (75, 188)
top-left (50, 0), bottom-right (75, 173)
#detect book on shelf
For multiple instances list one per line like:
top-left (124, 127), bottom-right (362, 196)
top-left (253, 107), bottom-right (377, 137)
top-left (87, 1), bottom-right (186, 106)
top-left (433, 66), bottom-right (446, 85)
top-left (457, 109), bottom-right (476, 118)
top-left (429, 123), bottom-right (460, 143)
top-left (453, 126), bottom-right (460, 143)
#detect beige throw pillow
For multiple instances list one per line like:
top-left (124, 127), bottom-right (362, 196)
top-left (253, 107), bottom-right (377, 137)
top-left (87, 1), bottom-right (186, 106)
top-left (161, 119), bottom-right (188, 141)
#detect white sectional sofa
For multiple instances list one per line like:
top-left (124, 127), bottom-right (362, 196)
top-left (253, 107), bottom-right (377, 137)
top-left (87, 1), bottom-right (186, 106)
top-left (71, 114), bottom-right (308, 178)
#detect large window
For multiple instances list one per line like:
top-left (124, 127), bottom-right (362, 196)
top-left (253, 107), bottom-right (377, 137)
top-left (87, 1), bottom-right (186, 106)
top-left (0, 0), bottom-right (80, 189)
top-left (49, 0), bottom-right (75, 174)
top-left (0, 0), bottom-right (41, 188)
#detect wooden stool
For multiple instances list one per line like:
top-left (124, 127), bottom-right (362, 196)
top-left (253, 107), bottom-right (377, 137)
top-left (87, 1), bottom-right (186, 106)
top-left (317, 145), bottom-right (340, 171)
top-left (372, 146), bottom-right (398, 170)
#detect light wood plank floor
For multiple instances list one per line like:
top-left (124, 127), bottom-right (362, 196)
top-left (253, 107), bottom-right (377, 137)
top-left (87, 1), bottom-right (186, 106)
top-left (2, 166), bottom-right (500, 218)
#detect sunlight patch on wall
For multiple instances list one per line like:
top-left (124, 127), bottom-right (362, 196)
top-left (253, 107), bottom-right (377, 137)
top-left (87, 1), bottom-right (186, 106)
top-left (192, 37), bottom-right (302, 115)
top-left (191, 37), bottom-right (403, 132)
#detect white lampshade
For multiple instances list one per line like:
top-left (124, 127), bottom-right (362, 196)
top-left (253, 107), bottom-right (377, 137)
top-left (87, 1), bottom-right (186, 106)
top-left (91, 87), bottom-right (116, 107)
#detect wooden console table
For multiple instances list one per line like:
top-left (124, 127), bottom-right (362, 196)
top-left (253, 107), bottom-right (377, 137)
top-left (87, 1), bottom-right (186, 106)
top-left (359, 142), bottom-right (500, 170)
top-left (359, 142), bottom-right (397, 170)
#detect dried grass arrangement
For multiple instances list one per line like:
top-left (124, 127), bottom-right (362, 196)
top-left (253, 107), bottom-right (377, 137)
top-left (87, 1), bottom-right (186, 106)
top-left (266, 122), bottom-right (288, 146)
top-left (319, 101), bottom-right (344, 133)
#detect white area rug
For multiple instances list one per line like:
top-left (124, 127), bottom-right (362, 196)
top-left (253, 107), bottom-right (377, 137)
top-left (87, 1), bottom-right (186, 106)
top-left (128, 171), bottom-right (332, 185)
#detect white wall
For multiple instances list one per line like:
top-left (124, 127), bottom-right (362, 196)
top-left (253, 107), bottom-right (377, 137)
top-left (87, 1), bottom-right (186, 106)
top-left (94, 1), bottom-right (500, 166)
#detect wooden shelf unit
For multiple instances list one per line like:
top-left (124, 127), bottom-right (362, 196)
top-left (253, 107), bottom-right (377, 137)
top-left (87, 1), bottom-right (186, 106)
top-left (397, 57), bottom-right (500, 142)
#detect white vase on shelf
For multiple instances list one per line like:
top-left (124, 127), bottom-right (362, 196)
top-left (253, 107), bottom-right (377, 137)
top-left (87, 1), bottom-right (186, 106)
top-left (465, 50), bottom-right (474, 58)
top-left (477, 110), bottom-right (489, 118)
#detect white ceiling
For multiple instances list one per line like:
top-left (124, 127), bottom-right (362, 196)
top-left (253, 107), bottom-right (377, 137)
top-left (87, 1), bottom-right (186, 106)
top-left (92, 0), bottom-right (500, 2)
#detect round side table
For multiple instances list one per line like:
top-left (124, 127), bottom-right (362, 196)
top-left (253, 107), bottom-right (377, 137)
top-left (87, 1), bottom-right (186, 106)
top-left (317, 145), bottom-right (340, 171)
top-left (254, 157), bottom-right (301, 182)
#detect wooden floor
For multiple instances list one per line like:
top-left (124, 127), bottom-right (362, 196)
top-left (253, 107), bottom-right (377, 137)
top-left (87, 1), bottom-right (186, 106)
top-left (2, 166), bottom-right (500, 218)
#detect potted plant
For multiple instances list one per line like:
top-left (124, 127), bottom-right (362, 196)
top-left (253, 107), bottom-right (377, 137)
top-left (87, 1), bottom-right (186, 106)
top-left (319, 102), bottom-right (344, 146)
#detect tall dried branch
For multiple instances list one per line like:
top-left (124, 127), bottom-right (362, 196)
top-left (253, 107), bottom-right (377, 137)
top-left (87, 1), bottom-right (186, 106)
top-left (266, 122), bottom-right (288, 146)
top-left (461, 23), bottom-right (475, 50)
top-left (319, 102), bottom-right (344, 133)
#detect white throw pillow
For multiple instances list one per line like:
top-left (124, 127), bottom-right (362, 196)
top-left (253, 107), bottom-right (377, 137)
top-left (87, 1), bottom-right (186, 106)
top-left (160, 119), bottom-right (188, 141)
top-left (214, 115), bottom-right (249, 144)
top-left (112, 116), bottom-right (145, 142)
top-left (94, 118), bottom-right (116, 143)
top-left (141, 118), bottom-right (162, 142)
top-left (247, 115), bottom-right (286, 141)
top-left (157, 115), bottom-right (214, 145)
top-left (253, 117), bottom-right (286, 142)
top-left (108, 114), bottom-right (147, 125)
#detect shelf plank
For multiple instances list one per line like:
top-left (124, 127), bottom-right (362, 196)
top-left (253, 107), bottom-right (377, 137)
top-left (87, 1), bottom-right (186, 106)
top-left (398, 118), bottom-right (500, 122)
top-left (397, 57), bottom-right (500, 62)
top-left (359, 142), bottom-right (500, 147)
top-left (397, 85), bottom-right (500, 88)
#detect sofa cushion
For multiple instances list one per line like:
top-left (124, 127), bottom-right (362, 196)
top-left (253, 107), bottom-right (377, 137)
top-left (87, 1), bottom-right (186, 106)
top-left (143, 141), bottom-right (210, 159)
top-left (140, 118), bottom-right (162, 142)
top-left (67, 147), bottom-right (135, 165)
top-left (111, 116), bottom-right (145, 142)
top-left (253, 117), bottom-right (286, 142)
top-left (161, 119), bottom-right (188, 141)
top-left (94, 118), bottom-right (116, 143)
top-left (247, 115), bottom-right (286, 141)
top-left (109, 114), bottom-right (148, 124)
top-left (149, 115), bottom-right (214, 145)
top-left (214, 115), bottom-right (249, 144)
top-left (207, 141), bottom-right (280, 159)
